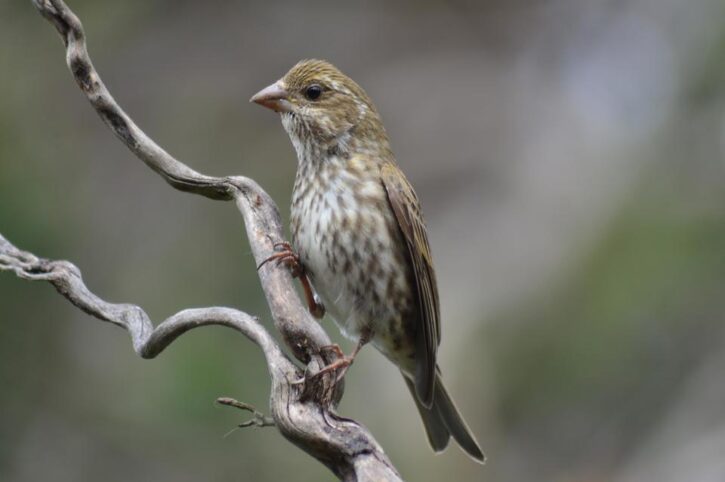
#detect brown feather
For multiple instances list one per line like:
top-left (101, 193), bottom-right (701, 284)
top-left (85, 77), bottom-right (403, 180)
top-left (381, 161), bottom-right (440, 407)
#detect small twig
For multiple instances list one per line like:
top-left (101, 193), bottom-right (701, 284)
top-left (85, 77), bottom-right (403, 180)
top-left (217, 397), bottom-right (276, 428)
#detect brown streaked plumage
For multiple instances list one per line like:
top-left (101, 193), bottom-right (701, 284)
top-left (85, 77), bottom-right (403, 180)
top-left (251, 59), bottom-right (484, 463)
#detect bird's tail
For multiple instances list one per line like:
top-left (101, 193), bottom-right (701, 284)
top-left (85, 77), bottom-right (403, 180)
top-left (403, 371), bottom-right (485, 464)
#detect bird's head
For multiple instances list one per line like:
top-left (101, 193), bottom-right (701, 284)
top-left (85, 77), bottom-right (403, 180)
top-left (251, 59), bottom-right (389, 160)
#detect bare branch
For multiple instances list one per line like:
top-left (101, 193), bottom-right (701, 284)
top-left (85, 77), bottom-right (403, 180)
top-left (0, 232), bottom-right (401, 480)
top-left (30, 0), bottom-right (333, 366)
top-left (217, 397), bottom-right (276, 428)
top-left (0, 233), bottom-right (283, 364)
top-left (1, 0), bottom-right (407, 480)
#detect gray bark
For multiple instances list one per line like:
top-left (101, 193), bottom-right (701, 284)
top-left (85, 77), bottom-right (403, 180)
top-left (0, 1), bottom-right (404, 480)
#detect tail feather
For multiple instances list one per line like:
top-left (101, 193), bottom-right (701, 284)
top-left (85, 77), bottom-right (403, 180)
top-left (404, 376), bottom-right (450, 452)
top-left (433, 372), bottom-right (485, 463)
top-left (403, 370), bottom-right (485, 464)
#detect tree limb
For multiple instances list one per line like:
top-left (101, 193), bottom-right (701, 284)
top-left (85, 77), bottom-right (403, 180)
top-left (0, 233), bottom-right (400, 480)
top-left (0, 0), bottom-right (404, 480)
top-left (0, 233), bottom-right (281, 363)
top-left (31, 0), bottom-right (330, 366)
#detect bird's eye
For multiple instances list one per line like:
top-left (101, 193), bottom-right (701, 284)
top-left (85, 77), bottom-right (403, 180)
top-left (304, 84), bottom-right (323, 101)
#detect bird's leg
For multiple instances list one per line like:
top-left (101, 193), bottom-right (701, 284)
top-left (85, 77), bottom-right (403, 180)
top-left (298, 271), bottom-right (326, 319)
top-left (304, 328), bottom-right (374, 384)
top-left (318, 343), bottom-right (345, 359)
top-left (258, 242), bottom-right (325, 318)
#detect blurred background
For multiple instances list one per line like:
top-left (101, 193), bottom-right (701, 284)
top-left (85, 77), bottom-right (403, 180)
top-left (1, 0), bottom-right (724, 480)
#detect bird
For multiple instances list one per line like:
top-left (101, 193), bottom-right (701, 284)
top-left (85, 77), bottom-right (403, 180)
top-left (251, 59), bottom-right (484, 463)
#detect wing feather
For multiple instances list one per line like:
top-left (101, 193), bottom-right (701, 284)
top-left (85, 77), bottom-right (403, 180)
top-left (381, 162), bottom-right (440, 407)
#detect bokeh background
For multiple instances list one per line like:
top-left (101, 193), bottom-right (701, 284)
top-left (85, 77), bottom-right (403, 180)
top-left (1, 0), bottom-right (724, 480)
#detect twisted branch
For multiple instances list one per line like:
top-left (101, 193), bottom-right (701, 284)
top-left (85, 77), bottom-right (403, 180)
top-left (0, 233), bottom-right (284, 364)
top-left (32, 0), bottom-right (329, 365)
top-left (0, 0), bottom-right (404, 480)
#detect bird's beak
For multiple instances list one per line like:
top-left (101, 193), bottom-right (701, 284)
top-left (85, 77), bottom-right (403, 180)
top-left (250, 81), bottom-right (292, 113)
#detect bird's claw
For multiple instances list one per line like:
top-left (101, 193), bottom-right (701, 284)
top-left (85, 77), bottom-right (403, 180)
top-left (319, 343), bottom-right (345, 359)
top-left (257, 242), bottom-right (302, 277)
top-left (292, 354), bottom-right (353, 406)
top-left (259, 241), bottom-right (326, 318)
top-left (303, 354), bottom-right (355, 385)
top-left (293, 345), bottom-right (351, 388)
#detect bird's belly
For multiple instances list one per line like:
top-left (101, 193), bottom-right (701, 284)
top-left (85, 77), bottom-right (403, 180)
top-left (291, 186), bottom-right (417, 367)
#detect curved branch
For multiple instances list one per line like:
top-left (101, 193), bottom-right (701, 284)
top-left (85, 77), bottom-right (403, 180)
top-left (31, 0), bottom-right (331, 366)
top-left (0, 233), bottom-right (401, 480)
top-left (6, 0), bottom-right (405, 480)
top-left (0, 233), bottom-right (283, 364)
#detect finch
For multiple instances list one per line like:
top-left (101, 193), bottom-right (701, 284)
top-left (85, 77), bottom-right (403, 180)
top-left (251, 59), bottom-right (484, 462)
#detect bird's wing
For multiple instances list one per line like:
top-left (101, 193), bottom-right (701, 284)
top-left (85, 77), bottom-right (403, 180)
top-left (381, 161), bottom-right (440, 407)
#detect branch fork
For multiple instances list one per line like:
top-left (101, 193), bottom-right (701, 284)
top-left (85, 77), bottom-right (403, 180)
top-left (0, 1), bottom-right (404, 480)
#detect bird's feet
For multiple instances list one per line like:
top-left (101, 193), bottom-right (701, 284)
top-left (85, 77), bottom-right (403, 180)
top-left (257, 241), bottom-right (302, 277)
top-left (293, 332), bottom-right (372, 404)
top-left (293, 344), bottom-right (356, 387)
top-left (258, 241), bottom-right (325, 318)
